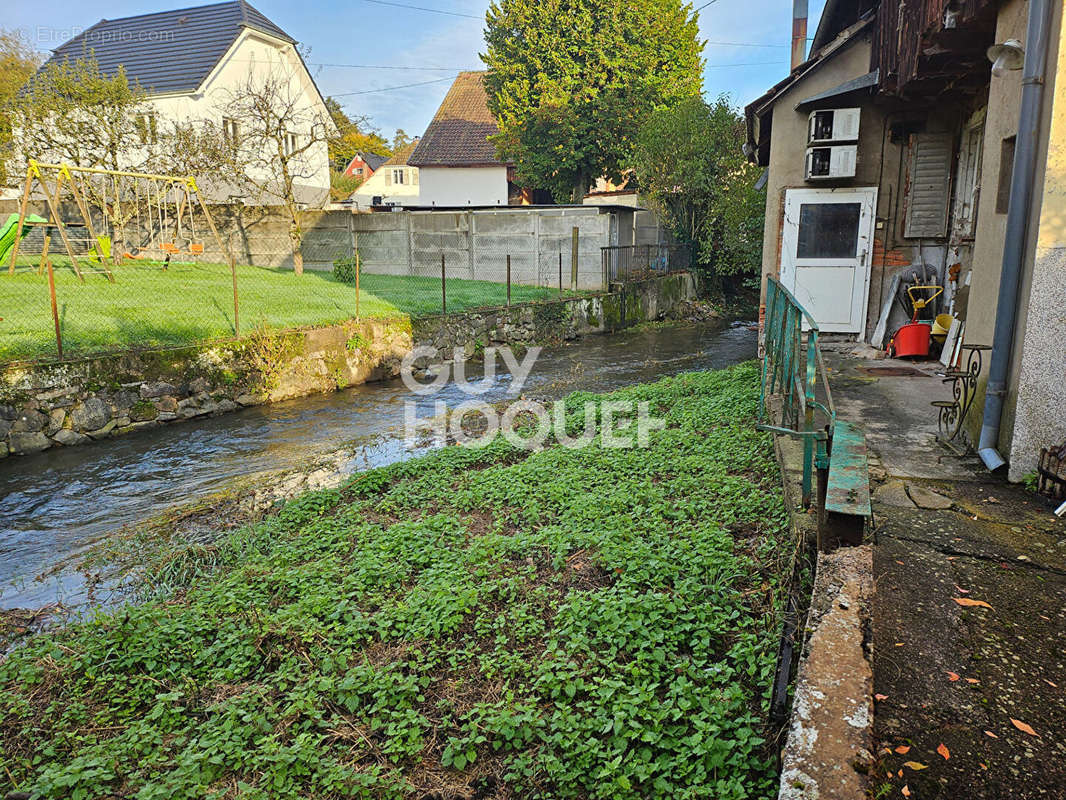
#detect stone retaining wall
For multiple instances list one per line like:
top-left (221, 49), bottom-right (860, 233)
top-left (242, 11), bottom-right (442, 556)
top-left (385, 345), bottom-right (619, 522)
top-left (0, 272), bottom-right (696, 457)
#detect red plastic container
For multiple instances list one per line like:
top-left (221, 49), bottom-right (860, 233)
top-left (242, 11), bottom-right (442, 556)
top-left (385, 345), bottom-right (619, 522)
top-left (893, 322), bottom-right (931, 357)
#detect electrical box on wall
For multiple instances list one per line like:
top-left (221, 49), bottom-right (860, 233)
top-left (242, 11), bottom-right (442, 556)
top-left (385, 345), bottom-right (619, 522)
top-left (807, 108), bottom-right (861, 144)
top-left (805, 145), bottom-right (857, 180)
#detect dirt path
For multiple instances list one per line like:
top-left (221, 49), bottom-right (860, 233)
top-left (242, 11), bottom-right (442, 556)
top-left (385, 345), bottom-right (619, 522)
top-left (823, 347), bottom-right (1066, 799)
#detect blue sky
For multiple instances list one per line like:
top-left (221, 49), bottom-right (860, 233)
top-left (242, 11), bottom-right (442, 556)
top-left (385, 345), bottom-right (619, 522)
top-left (9, 0), bottom-right (826, 142)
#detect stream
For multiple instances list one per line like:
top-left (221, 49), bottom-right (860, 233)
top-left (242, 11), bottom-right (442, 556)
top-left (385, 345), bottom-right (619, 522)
top-left (0, 322), bottom-right (756, 610)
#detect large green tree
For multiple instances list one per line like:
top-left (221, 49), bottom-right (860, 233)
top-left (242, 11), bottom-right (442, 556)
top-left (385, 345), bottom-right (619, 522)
top-left (633, 96), bottom-right (764, 283)
top-left (482, 0), bottom-right (702, 202)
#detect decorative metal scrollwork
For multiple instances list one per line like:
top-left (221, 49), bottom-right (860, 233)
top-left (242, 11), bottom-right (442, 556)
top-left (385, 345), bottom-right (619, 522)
top-left (934, 344), bottom-right (990, 443)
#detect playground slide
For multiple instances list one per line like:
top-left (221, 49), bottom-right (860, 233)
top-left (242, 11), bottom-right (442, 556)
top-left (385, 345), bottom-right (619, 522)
top-left (0, 213), bottom-right (47, 265)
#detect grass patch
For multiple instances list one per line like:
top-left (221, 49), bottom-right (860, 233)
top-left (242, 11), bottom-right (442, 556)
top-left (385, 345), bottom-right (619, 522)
top-left (0, 363), bottom-right (790, 798)
top-left (0, 261), bottom-right (567, 361)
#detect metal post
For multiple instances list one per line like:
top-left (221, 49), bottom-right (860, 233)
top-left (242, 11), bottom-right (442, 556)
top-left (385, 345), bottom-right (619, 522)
top-left (47, 260), bottom-right (62, 360)
top-left (506, 254), bottom-right (511, 306)
top-left (558, 252), bottom-right (563, 293)
top-left (602, 249), bottom-right (608, 290)
top-left (570, 226), bottom-right (578, 291)
top-left (355, 251), bottom-right (361, 321)
top-left (441, 252), bottom-right (446, 314)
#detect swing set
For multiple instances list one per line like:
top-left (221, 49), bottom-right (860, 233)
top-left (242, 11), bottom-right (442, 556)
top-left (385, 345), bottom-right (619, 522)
top-left (5, 161), bottom-right (232, 281)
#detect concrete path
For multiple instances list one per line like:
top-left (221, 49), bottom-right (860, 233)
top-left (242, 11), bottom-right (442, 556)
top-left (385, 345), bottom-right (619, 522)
top-left (823, 347), bottom-right (1066, 799)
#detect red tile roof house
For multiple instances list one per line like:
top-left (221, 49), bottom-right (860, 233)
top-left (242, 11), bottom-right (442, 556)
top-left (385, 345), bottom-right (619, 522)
top-left (342, 151), bottom-right (389, 181)
top-left (409, 71), bottom-right (530, 207)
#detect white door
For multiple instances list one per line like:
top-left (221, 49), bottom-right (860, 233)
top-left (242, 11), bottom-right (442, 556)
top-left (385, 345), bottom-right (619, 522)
top-left (780, 187), bottom-right (877, 334)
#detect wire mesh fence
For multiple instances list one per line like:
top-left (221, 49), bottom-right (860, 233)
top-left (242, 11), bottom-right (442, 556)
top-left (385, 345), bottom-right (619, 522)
top-left (0, 225), bottom-right (587, 364)
top-left (601, 244), bottom-right (692, 283)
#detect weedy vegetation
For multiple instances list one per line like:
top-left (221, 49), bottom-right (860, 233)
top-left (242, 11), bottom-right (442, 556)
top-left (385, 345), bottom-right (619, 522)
top-left (0, 363), bottom-right (791, 799)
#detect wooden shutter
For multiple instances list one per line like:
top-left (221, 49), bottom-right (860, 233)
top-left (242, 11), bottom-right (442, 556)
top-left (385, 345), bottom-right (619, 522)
top-left (412, 168), bottom-right (419, 186)
top-left (904, 133), bottom-right (953, 238)
top-left (385, 170), bottom-right (392, 186)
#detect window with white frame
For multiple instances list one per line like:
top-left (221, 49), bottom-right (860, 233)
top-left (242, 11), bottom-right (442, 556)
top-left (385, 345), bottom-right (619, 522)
top-left (283, 132), bottom-right (299, 156)
top-left (952, 108), bottom-right (985, 238)
top-left (392, 168), bottom-right (406, 185)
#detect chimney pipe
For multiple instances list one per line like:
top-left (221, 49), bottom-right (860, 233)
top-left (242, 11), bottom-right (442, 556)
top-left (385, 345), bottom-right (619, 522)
top-left (792, 0), bottom-right (808, 70)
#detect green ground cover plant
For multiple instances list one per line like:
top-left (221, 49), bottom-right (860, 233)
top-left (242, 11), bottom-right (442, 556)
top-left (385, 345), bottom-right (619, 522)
top-left (0, 363), bottom-right (790, 798)
top-left (0, 262), bottom-right (565, 362)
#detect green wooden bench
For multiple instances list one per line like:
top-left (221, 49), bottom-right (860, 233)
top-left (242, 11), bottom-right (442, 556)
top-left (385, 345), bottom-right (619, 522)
top-left (819, 420), bottom-right (872, 550)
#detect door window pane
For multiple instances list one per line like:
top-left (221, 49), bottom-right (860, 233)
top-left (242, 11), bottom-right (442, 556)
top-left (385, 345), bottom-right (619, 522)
top-left (796, 202), bottom-right (861, 258)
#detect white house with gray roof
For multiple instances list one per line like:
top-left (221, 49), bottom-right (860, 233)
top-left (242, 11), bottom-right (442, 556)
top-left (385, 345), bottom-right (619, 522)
top-left (34, 0), bottom-right (332, 204)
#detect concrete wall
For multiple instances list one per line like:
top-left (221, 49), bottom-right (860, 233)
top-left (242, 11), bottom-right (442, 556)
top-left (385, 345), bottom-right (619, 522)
top-left (416, 166), bottom-right (509, 207)
top-left (0, 272), bottom-right (696, 457)
top-left (351, 207), bottom-right (616, 290)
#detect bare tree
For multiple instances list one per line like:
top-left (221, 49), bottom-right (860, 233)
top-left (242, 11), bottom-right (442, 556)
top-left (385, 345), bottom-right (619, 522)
top-left (219, 71), bottom-right (335, 274)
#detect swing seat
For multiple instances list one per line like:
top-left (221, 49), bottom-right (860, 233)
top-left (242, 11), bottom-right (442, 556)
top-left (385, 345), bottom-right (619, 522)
top-left (161, 242), bottom-right (181, 254)
top-left (188, 242), bottom-right (204, 255)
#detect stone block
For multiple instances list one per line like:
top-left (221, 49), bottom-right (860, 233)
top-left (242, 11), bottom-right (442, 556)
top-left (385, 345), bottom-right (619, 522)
top-left (9, 431), bottom-right (50, 454)
top-left (52, 429), bottom-right (89, 446)
top-left (71, 397), bottom-right (110, 431)
top-left (12, 409), bottom-right (48, 433)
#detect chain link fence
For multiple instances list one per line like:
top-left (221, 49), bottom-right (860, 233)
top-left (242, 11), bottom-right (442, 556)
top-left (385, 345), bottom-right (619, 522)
top-left (0, 217), bottom-right (590, 364)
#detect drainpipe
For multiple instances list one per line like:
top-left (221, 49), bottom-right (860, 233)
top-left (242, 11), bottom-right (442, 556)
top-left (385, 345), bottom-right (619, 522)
top-left (977, 0), bottom-right (1054, 472)
top-left (791, 0), bottom-right (808, 70)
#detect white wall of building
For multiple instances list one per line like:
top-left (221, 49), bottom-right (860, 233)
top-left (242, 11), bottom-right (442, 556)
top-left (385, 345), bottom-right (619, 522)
top-left (351, 165), bottom-right (421, 208)
top-left (146, 29), bottom-right (331, 203)
top-left (416, 166), bottom-right (508, 207)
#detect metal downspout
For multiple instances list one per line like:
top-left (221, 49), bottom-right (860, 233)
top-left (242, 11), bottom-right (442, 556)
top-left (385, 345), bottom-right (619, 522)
top-left (977, 0), bottom-right (1055, 472)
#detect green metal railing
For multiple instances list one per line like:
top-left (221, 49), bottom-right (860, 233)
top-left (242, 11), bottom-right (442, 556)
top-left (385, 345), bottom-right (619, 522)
top-left (758, 277), bottom-right (835, 507)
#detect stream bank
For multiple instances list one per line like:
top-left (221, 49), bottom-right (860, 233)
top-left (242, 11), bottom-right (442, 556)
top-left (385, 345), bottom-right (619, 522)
top-left (0, 317), bottom-right (755, 615)
top-left (0, 273), bottom-right (697, 459)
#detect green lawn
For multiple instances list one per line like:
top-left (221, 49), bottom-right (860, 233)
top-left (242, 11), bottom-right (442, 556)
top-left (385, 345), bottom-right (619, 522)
top-left (0, 364), bottom-right (791, 799)
top-left (0, 261), bottom-right (568, 362)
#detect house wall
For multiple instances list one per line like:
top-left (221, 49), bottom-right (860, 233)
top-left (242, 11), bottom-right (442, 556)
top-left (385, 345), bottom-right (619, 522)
top-left (759, 35), bottom-right (916, 340)
top-left (996, 0), bottom-right (1066, 479)
top-left (758, 33), bottom-right (988, 343)
top-left (417, 166), bottom-right (508, 207)
top-left (149, 29), bottom-right (331, 205)
top-left (351, 166), bottom-right (421, 208)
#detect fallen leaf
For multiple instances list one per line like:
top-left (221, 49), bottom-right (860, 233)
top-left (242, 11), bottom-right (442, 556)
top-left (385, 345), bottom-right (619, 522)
top-left (895, 560), bottom-right (905, 565)
top-left (937, 743), bottom-right (951, 760)
top-left (1011, 718), bottom-right (1038, 736)
top-left (895, 642), bottom-right (905, 647)
top-left (1044, 679), bottom-right (1058, 688)
top-left (980, 763), bottom-right (988, 770)
top-left (984, 730), bottom-right (998, 738)
top-left (875, 693), bottom-right (889, 701)
top-left (897, 769), bottom-right (903, 778)
top-left (954, 585), bottom-right (971, 594)
top-left (903, 761), bottom-right (928, 770)
top-left (894, 745), bottom-right (911, 754)
top-left (947, 671), bottom-right (960, 681)
top-left (954, 597), bottom-right (994, 609)
top-left (965, 678), bottom-right (980, 684)
top-left (902, 786), bottom-right (911, 798)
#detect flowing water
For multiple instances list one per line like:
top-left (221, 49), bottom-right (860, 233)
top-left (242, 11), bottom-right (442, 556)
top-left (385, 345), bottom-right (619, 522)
top-left (0, 322), bottom-right (756, 610)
